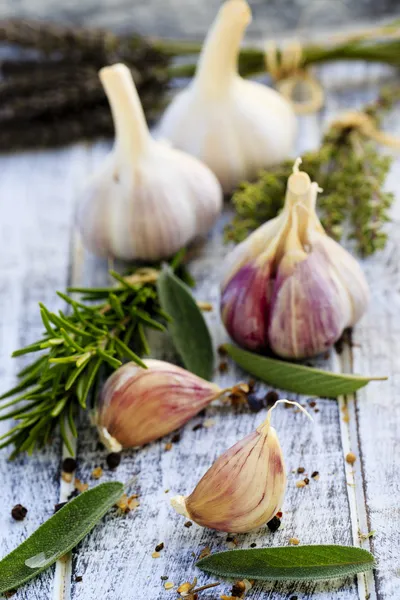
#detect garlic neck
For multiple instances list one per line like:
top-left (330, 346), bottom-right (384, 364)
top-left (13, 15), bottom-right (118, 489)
top-left (194, 0), bottom-right (251, 97)
top-left (99, 63), bottom-right (151, 164)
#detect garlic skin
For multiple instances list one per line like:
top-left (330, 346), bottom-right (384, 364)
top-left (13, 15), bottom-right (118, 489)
top-left (220, 162), bottom-right (369, 359)
top-left (96, 359), bottom-right (221, 449)
top-left (158, 0), bottom-right (297, 193)
top-left (171, 407), bottom-right (286, 533)
top-left (77, 64), bottom-right (222, 261)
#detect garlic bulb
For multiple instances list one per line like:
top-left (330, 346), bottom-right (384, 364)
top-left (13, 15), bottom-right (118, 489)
top-left (157, 0), bottom-right (297, 193)
top-left (170, 401), bottom-right (298, 533)
top-left (77, 63), bottom-right (222, 261)
top-left (220, 160), bottom-right (369, 358)
top-left (96, 359), bottom-right (226, 450)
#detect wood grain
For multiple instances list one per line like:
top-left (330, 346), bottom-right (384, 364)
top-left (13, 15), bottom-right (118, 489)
top-left (0, 65), bottom-right (398, 600)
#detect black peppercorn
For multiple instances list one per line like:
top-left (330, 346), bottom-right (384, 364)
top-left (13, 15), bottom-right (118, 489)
top-left (247, 393), bottom-right (264, 412)
top-left (267, 515), bottom-right (281, 532)
top-left (265, 390), bottom-right (279, 406)
top-left (106, 452), bottom-right (121, 470)
top-left (62, 457), bottom-right (77, 473)
top-left (11, 504), bottom-right (27, 521)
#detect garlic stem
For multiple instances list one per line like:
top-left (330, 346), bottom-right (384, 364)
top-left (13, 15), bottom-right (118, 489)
top-left (194, 0), bottom-right (251, 97)
top-left (258, 399), bottom-right (313, 433)
top-left (99, 63), bottom-right (150, 163)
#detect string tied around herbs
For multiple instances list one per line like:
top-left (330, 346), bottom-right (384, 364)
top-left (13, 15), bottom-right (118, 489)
top-left (264, 40), bottom-right (324, 115)
top-left (331, 109), bottom-right (400, 149)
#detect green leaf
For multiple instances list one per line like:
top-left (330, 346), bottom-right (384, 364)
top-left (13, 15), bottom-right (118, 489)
top-left (157, 267), bottom-right (214, 380)
top-left (114, 338), bottom-right (147, 368)
top-left (0, 482), bottom-right (124, 594)
top-left (197, 545), bottom-right (375, 581)
top-left (225, 344), bottom-right (387, 398)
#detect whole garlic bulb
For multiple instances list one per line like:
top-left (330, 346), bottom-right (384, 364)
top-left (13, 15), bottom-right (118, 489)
top-left (220, 160), bottom-right (369, 359)
top-left (158, 0), bottom-right (297, 193)
top-left (77, 63), bottom-right (223, 261)
top-left (170, 401), bottom-right (294, 533)
top-left (96, 359), bottom-right (225, 450)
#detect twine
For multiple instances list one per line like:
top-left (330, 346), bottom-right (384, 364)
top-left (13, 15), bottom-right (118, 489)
top-left (332, 110), bottom-right (400, 149)
top-left (264, 40), bottom-right (324, 115)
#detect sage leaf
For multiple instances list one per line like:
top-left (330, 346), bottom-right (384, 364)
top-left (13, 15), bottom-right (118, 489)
top-left (197, 545), bottom-right (375, 581)
top-left (0, 481), bottom-right (124, 594)
top-left (157, 267), bottom-right (214, 380)
top-left (225, 344), bottom-right (387, 398)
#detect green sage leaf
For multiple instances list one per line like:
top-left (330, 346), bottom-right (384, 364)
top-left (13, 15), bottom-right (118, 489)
top-left (225, 344), bottom-right (387, 398)
top-left (0, 482), bottom-right (124, 594)
top-left (157, 267), bottom-right (214, 380)
top-left (197, 545), bottom-right (375, 581)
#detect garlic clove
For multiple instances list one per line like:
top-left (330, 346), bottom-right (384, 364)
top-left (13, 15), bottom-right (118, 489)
top-left (171, 405), bottom-right (287, 533)
top-left (158, 0), bottom-right (296, 193)
top-left (96, 359), bottom-right (221, 448)
top-left (77, 64), bottom-right (223, 261)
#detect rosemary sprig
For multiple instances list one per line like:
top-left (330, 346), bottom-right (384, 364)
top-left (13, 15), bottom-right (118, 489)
top-left (225, 86), bottom-right (400, 256)
top-left (0, 259), bottom-right (190, 458)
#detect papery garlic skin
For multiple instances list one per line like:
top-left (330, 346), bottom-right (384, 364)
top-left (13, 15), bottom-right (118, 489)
top-left (96, 359), bottom-right (221, 448)
top-left (77, 64), bottom-right (223, 261)
top-left (220, 163), bottom-right (369, 359)
top-left (171, 414), bottom-right (286, 533)
top-left (158, 0), bottom-right (296, 193)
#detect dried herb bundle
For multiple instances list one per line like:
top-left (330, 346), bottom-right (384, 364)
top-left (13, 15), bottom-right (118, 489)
top-left (0, 255), bottom-right (191, 458)
top-left (2, 18), bottom-right (400, 150)
top-left (226, 87), bottom-right (400, 256)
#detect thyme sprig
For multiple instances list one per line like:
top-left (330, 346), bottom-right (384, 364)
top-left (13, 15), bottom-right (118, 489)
top-left (0, 258), bottom-right (190, 458)
top-left (225, 86), bottom-right (400, 255)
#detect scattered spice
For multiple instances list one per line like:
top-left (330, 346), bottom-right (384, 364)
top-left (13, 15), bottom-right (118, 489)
top-left (297, 467), bottom-right (305, 474)
top-left (184, 521), bottom-right (193, 528)
top-left (116, 493), bottom-right (140, 513)
top-left (54, 502), bottom-right (67, 513)
top-left (11, 504), bottom-right (27, 521)
top-left (91, 466), bottom-right (103, 479)
top-left (296, 480), bottom-right (307, 488)
top-left (155, 542), bottom-right (164, 552)
top-left (164, 582), bottom-right (174, 590)
top-left (75, 576), bottom-right (83, 583)
top-left (62, 457), bottom-right (77, 473)
top-left (267, 516), bottom-right (281, 532)
top-left (177, 578), bottom-right (197, 595)
top-left (250, 543), bottom-right (257, 548)
top-left (74, 479), bottom-right (89, 493)
top-left (192, 423), bottom-right (203, 432)
top-left (217, 344), bottom-right (228, 356)
top-left (304, 477), bottom-right (310, 485)
top-left (152, 551), bottom-right (161, 558)
top-left (218, 361), bottom-right (229, 374)
top-left (61, 471), bottom-right (73, 483)
top-left (289, 537), bottom-right (300, 545)
top-left (165, 442), bottom-right (173, 451)
top-left (311, 471), bottom-right (320, 480)
top-left (161, 576), bottom-right (169, 581)
top-left (247, 393), bottom-right (264, 412)
top-left (106, 452), bottom-right (121, 470)
top-left (171, 433), bottom-right (181, 444)
top-left (198, 546), bottom-right (211, 560)
top-left (308, 400), bottom-right (316, 408)
top-left (203, 418), bottom-right (216, 428)
top-left (314, 408), bottom-right (320, 413)
top-left (276, 511), bottom-right (283, 518)
top-left (265, 390), bottom-right (279, 407)
top-left (346, 452), bottom-right (357, 465)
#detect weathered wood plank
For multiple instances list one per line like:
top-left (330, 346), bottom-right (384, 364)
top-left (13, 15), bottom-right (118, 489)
top-left (0, 145), bottom-right (90, 599)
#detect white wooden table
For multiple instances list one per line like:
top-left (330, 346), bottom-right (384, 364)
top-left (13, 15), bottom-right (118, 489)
top-left (0, 58), bottom-right (399, 600)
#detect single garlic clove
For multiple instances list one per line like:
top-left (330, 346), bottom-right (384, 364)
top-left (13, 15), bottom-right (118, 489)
top-left (171, 409), bottom-right (286, 533)
top-left (76, 64), bottom-right (223, 261)
top-left (158, 0), bottom-right (296, 193)
top-left (96, 359), bottom-right (221, 449)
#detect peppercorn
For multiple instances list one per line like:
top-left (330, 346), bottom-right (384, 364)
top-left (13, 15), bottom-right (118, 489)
top-left (11, 504), bottom-right (27, 521)
top-left (106, 452), bottom-right (121, 470)
top-left (267, 515), bottom-right (281, 532)
top-left (247, 393), bottom-right (264, 412)
top-left (54, 502), bottom-right (67, 513)
top-left (155, 542), bottom-right (164, 552)
top-left (62, 457), bottom-right (77, 473)
top-left (265, 390), bottom-right (279, 406)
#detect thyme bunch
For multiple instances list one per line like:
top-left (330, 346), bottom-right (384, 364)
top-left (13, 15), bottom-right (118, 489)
top-left (226, 87), bottom-right (400, 256)
top-left (0, 257), bottom-right (190, 458)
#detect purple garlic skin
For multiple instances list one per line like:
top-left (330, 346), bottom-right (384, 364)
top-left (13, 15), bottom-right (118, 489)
top-left (220, 167), bottom-right (369, 359)
top-left (97, 359), bottom-right (220, 448)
